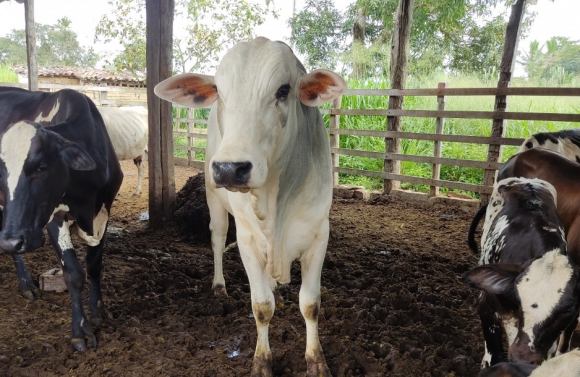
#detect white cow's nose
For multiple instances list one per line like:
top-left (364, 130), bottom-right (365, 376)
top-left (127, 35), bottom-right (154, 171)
top-left (212, 161), bottom-right (252, 188)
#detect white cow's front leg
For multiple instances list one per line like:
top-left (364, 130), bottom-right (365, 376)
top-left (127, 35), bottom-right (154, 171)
top-left (207, 190), bottom-right (229, 296)
top-left (238, 237), bottom-right (275, 377)
top-left (300, 224), bottom-right (332, 377)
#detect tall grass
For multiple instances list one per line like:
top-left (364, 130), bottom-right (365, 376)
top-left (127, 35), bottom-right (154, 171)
top-left (0, 65), bottom-right (18, 83)
top-left (171, 73), bottom-right (580, 198)
top-left (330, 73), bottom-right (580, 196)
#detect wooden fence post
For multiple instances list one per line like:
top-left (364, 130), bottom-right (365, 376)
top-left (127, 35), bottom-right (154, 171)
top-left (384, 0), bottom-right (414, 194)
top-left (187, 108), bottom-right (196, 166)
top-left (146, 0), bottom-right (176, 228)
top-left (329, 97), bottom-right (342, 187)
top-left (24, 0), bottom-right (38, 91)
top-left (430, 82), bottom-right (448, 196)
top-left (99, 83), bottom-right (108, 106)
top-left (481, 0), bottom-right (526, 204)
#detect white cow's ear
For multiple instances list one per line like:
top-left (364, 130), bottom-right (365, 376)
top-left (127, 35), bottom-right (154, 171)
top-left (298, 69), bottom-right (346, 107)
top-left (154, 74), bottom-right (218, 108)
top-left (463, 264), bottom-right (520, 295)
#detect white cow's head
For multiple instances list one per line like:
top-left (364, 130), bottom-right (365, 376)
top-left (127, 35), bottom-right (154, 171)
top-left (154, 37), bottom-right (346, 191)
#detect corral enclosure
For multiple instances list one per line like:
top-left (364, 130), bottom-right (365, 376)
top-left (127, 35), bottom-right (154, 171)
top-left (0, 161), bottom-right (496, 376)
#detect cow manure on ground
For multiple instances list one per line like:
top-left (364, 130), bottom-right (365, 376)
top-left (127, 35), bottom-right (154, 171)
top-left (174, 173), bottom-right (236, 245)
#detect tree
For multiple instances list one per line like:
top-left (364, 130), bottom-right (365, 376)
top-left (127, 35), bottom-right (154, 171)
top-left (288, 0), bottom-right (345, 71)
top-left (0, 18), bottom-right (99, 67)
top-left (95, 0), bottom-right (272, 74)
top-left (289, 0), bottom-right (520, 78)
top-left (520, 37), bottom-right (580, 83)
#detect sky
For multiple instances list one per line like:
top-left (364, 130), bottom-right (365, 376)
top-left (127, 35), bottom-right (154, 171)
top-left (0, 0), bottom-right (579, 76)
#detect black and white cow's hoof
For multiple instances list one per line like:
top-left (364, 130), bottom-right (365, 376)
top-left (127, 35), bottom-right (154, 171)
top-left (306, 352), bottom-right (332, 377)
top-left (213, 284), bottom-right (228, 297)
top-left (19, 286), bottom-right (40, 301)
top-left (71, 333), bottom-right (97, 352)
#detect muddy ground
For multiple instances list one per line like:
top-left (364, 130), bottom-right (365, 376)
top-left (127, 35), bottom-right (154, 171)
top-left (0, 161), bottom-right (575, 377)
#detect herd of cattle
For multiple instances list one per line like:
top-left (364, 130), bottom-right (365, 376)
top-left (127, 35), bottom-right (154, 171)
top-left (0, 37), bottom-right (580, 376)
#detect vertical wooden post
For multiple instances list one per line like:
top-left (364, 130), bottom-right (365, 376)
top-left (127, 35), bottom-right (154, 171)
top-left (329, 97), bottom-right (342, 187)
top-left (384, 0), bottom-right (414, 194)
top-left (99, 83), bottom-right (108, 107)
top-left (146, 0), bottom-right (175, 228)
top-left (481, 0), bottom-right (526, 204)
top-left (24, 0), bottom-right (38, 91)
top-left (187, 108), bottom-right (196, 165)
top-left (430, 82), bottom-right (448, 197)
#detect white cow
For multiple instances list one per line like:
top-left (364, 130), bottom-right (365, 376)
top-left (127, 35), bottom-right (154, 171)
top-left (97, 106), bottom-right (148, 197)
top-left (155, 37), bottom-right (346, 376)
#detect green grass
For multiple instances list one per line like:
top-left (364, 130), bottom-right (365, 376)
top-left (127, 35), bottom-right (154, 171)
top-left (328, 73), bottom-right (580, 197)
top-left (173, 107), bottom-right (207, 161)
top-left (171, 72), bottom-right (580, 198)
top-left (0, 65), bottom-right (18, 83)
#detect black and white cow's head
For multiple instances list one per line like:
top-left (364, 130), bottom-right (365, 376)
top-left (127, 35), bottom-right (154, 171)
top-left (465, 251), bottom-right (580, 364)
top-left (0, 121), bottom-right (96, 254)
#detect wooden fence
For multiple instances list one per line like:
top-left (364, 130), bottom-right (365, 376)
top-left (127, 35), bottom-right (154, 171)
top-left (3, 82), bottom-right (580, 198)
top-left (323, 85), bottom-right (580, 196)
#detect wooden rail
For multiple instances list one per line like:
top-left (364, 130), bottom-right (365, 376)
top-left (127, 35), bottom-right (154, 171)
top-left (3, 81), bottom-right (579, 199)
top-left (327, 85), bottom-right (580, 197)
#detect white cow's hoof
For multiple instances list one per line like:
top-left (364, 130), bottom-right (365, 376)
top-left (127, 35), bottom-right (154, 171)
top-left (213, 284), bottom-right (228, 297)
top-left (250, 353), bottom-right (273, 377)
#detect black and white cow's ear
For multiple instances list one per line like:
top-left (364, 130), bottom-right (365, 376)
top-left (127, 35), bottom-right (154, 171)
top-left (463, 264), bottom-right (521, 295)
top-left (59, 142), bottom-right (97, 171)
top-left (298, 69), bottom-right (346, 107)
top-left (154, 74), bottom-right (218, 108)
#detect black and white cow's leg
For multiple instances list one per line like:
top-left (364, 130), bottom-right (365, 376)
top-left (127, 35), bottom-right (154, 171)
top-left (556, 315), bottom-right (579, 356)
top-left (207, 190), bottom-right (229, 296)
top-left (300, 226), bottom-right (331, 377)
top-left (132, 155), bottom-right (143, 198)
top-left (46, 217), bottom-right (96, 352)
top-left (478, 293), bottom-right (506, 368)
top-left (12, 255), bottom-right (40, 300)
top-left (86, 233), bottom-right (108, 327)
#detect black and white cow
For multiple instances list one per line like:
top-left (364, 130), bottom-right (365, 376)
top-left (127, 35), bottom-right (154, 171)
top-left (0, 86), bottom-right (123, 351)
top-left (465, 177), bottom-right (580, 367)
top-left (519, 129), bottom-right (580, 163)
top-left (478, 349), bottom-right (580, 377)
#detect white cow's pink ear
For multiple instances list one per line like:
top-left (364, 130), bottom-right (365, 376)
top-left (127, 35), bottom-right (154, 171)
top-left (298, 69), bottom-right (346, 107)
top-left (154, 74), bottom-right (218, 108)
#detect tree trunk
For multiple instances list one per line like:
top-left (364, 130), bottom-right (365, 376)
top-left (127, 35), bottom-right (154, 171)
top-left (384, 0), bottom-right (414, 193)
top-left (352, 6), bottom-right (366, 79)
top-left (480, 0), bottom-right (526, 205)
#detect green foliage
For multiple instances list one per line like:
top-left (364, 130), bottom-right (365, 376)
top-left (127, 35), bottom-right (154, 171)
top-left (520, 37), bottom-right (580, 83)
top-left (288, 0), bottom-right (344, 71)
top-left (0, 65), bottom-right (18, 82)
top-left (329, 73), bottom-right (580, 195)
top-left (289, 0), bottom-right (525, 77)
top-left (96, 0), bottom-right (272, 74)
top-left (0, 18), bottom-right (99, 67)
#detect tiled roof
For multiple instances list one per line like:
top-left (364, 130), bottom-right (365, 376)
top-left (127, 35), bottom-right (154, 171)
top-left (11, 66), bottom-right (145, 84)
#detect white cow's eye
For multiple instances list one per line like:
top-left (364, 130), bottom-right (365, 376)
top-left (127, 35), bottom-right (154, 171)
top-left (276, 84), bottom-right (291, 100)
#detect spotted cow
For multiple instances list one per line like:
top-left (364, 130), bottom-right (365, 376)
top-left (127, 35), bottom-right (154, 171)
top-left (154, 37), bottom-right (346, 376)
top-left (0, 86), bottom-right (123, 351)
top-left (465, 177), bottom-right (580, 368)
top-left (97, 106), bottom-right (148, 197)
top-left (519, 129), bottom-right (580, 163)
top-left (478, 348), bottom-right (580, 377)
